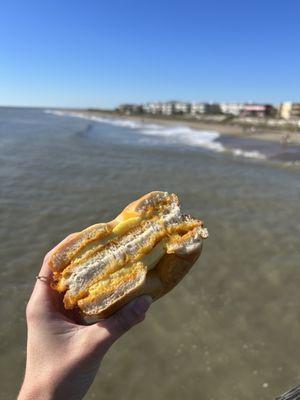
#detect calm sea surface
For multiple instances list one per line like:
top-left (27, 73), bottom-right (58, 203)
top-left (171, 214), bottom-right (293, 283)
top-left (1, 107), bottom-right (299, 399)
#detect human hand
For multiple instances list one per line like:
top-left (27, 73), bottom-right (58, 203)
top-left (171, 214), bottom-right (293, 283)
top-left (18, 234), bottom-right (152, 400)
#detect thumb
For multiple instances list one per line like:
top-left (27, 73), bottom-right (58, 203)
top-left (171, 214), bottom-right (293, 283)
top-left (94, 295), bottom-right (152, 349)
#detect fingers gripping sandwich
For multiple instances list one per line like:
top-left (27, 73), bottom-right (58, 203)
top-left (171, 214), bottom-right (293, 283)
top-left (49, 191), bottom-right (208, 324)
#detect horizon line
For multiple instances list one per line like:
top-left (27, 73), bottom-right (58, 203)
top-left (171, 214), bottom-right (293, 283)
top-left (0, 100), bottom-right (299, 110)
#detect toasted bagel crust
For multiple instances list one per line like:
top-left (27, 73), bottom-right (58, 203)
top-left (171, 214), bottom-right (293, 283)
top-left (49, 191), bottom-right (208, 324)
top-left (81, 250), bottom-right (201, 324)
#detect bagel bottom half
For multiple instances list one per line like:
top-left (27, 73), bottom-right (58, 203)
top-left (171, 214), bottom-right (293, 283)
top-left (81, 250), bottom-right (201, 324)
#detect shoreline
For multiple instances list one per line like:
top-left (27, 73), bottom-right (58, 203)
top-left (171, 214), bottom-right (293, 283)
top-left (65, 109), bottom-right (300, 146)
top-left (50, 108), bottom-right (300, 163)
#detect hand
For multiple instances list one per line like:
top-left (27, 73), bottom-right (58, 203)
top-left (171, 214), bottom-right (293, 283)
top-left (18, 234), bottom-right (152, 400)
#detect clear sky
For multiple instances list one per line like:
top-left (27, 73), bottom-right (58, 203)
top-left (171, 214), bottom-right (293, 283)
top-left (0, 0), bottom-right (299, 108)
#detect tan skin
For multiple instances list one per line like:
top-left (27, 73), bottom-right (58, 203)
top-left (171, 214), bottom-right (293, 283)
top-left (18, 234), bottom-right (152, 400)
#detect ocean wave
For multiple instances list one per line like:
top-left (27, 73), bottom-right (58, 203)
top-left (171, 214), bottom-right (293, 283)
top-left (45, 109), bottom-right (224, 152)
top-left (44, 109), bottom-right (67, 116)
top-left (140, 125), bottom-right (224, 152)
top-left (45, 109), bottom-right (142, 129)
top-left (45, 109), bottom-right (267, 160)
top-left (90, 115), bottom-right (142, 129)
top-left (232, 148), bottom-right (267, 160)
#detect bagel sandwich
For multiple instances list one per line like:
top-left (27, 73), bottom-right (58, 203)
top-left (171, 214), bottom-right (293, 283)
top-left (49, 191), bottom-right (208, 324)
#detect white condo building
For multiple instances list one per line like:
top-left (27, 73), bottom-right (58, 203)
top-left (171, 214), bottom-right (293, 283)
top-left (174, 102), bottom-right (191, 114)
top-left (143, 101), bottom-right (191, 115)
top-left (161, 102), bottom-right (175, 115)
top-left (191, 102), bottom-right (221, 115)
top-left (143, 102), bottom-right (163, 114)
top-left (190, 103), bottom-right (207, 115)
top-left (220, 103), bottom-right (244, 116)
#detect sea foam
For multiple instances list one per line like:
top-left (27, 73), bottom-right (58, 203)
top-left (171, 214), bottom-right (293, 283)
top-left (140, 125), bottom-right (224, 152)
top-left (45, 110), bottom-right (266, 160)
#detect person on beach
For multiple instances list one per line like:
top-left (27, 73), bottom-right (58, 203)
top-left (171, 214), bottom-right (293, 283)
top-left (17, 234), bottom-right (152, 400)
top-left (280, 132), bottom-right (291, 148)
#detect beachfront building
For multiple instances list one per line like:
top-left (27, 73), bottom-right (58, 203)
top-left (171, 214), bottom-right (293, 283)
top-left (240, 104), bottom-right (276, 118)
top-left (220, 103), bottom-right (243, 116)
top-left (117, 104), bottom-right (143, 114)
top-left (191, 102), bottom-right (221, 115)
top-left (161, 102), bottom-right (176, 115)
top-left (143, 101), bottom-right (191, 115)
top-left (173, 101), bottom-right (191, 114)
top-left (279, 102), bottom-right (300, 120)
top-left (289, 103), bottom-right (300, 119)
top-left (143, 102), bottom-right (163, 114)
top-left (160, 101), bottom-right (191, 115)
top-left (191, 102), bottom-right (207, 115)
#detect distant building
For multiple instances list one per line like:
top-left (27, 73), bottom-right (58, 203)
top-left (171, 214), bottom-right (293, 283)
top-left (173, 101), bottom-right (191, 114)
top-left (191, 102), bottom-right (207, 115)
top-left (220, 103), bottom-right (243, 116)
top-left (279, 102), bottom-right (300, 120)
top-left (161, 102), bottom-right (176, 115)
top-left (143, 101), bottom-right (191, 115)
top-left (272, 104), bottom-right (281, 116)
top-left (290, 103), bottom-right (300, 119)
top-left (160, 101), bottom-right (191, 115)
top-left (240, 104), bottom-right (276, 118)
top-left (191, 102), bottom-right (221, 115)
top-left (143, 102), bottom-right (163, 114)
top-left (118, 104), bottom-right (143, 114)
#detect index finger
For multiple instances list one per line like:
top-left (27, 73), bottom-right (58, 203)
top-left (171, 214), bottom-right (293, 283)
top-left (38, 232), bottom-right (79, 277)
top-left (32, 232), bottom-right (79, 302)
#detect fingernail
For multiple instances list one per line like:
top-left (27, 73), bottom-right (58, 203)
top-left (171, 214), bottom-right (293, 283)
top-left (132, 295), bottom-right (153, 315)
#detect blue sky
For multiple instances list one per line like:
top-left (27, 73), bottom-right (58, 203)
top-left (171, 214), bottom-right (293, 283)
top-left (0, 0), bottom-right (299, 108)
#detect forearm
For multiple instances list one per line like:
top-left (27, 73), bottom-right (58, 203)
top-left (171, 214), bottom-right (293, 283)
top-left (18, 350), bottom-right (101, 400)
top-left (18, 338), bottom-right (58, 400)
top-left (18, 374), bottom-right (89, 400)
top-left (18, 366), bottom-right (94, 400)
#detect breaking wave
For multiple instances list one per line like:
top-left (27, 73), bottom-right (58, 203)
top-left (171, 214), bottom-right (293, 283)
top-left (45, 110), bottom-right (266, 160)
top-left (139, 125), bottom-right (224, 152)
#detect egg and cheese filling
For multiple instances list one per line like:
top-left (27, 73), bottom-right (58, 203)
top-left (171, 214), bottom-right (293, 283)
top-left (51, 192), bottom-right (208, 313)
top-left (50, 192), bottom-right (176, 273)
top-left (62, 205), bottom-right (202, 308)
top-left (77, 226), bottom-right (209, 315)
top-left (78, 262), bottom-right (147, 313)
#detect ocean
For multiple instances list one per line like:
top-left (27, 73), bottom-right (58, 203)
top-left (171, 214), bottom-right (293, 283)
top-left (1, 107), bottom-right (300, 399)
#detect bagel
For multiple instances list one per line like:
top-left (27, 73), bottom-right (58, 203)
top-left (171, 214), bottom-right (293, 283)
top-left (49, 191), bottom-right (208, 324)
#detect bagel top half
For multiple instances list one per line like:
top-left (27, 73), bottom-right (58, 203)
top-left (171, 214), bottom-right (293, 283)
top-left (49, 191), bottom-right (208, 323)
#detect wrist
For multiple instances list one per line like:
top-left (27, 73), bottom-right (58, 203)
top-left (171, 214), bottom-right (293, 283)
top-left (18, 376), bottom-right (56, 400)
